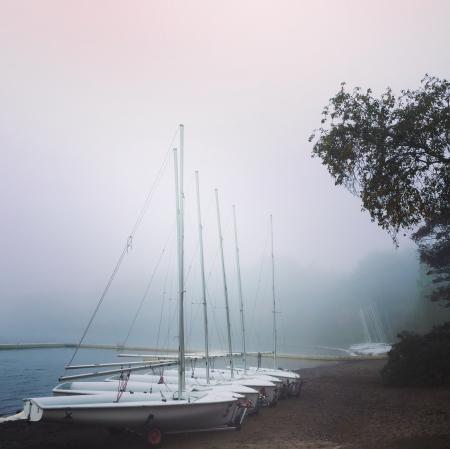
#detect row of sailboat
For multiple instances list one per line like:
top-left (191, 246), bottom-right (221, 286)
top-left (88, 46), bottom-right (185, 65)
top-left (21, 125), bottom-right (301, 447)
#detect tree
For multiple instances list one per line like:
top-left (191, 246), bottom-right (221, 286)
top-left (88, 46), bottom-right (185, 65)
top-left (413, 210), bottom-right (450, 305)
top-left (309, 75), bottom-right (450, 305)
top-left (381, 323), bottom-right (450, 387)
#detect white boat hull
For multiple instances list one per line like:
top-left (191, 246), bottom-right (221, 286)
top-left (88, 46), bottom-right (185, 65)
top-left (53, 381), bottom-right (260, 415)
top-left (167, 368), bottom-right (284, 402)
top-left (121, 373), bottom-right (279, 406)
top-left (24, 392), bottom-right (244, 431)
top-left (234, 367), bottom-right (302, 397)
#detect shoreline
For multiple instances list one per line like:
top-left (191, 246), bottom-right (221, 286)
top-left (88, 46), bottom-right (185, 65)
top-left (0, 343), bottom-right (386, 361)
top-left (1, 359), bottom-right (449, 448)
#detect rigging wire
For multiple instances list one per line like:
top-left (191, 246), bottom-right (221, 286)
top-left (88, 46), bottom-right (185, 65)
top-left (186, 289), bottom-right (195, 351)
top-left (248, 223), bottom-right (270, 347)
top-left (200, 216), bottom-right (234, 354)
top-left (183, 172), bottom-right (200, 287)
top-left (164, 274), bottom-right (176, 353)
top-left (186, 299), bottom-right (199, 352)
top-left (182, 188), bottom-right (215, 351)
top-left (184, 188), bottom-right (215, 289)
top-left (169, 175), bottom-right (215, 355)
top-left (128, 128), bottom-right (180, 238)
top-left (63, 127), bottom-right (179, 372)
top-left (206, 281), bottom-right (226, 352)
top-left (155, 240), bottom-right (175, 353)
top-left (121, 224), bottom-right (176, 348)
top-left (184, 189), bottom-right (220, 354)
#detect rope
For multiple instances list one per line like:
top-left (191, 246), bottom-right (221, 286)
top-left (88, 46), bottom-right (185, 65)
top-left (190, 358), bottom-right (197, 377)
top-left (115, 368), bottom-right (131, 403)
top-left (63, 127), bottom-right (179, 372)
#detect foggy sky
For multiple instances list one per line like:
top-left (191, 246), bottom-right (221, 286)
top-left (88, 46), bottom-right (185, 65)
top-left (1, 0), bottom-right (450, 351)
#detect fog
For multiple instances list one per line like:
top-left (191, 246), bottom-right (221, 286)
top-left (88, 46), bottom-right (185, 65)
top-left (1, 0), bottom-right (449, 353)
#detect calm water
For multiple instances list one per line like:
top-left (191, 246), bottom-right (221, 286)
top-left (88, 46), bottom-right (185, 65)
top-left (0, 347), bottom-right (332, 416)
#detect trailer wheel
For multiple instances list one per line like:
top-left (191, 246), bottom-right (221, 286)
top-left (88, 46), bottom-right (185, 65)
top-left (147, 427), bottom-right (163, 447)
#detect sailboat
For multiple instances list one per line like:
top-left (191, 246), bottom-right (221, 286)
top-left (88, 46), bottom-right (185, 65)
top-left (52, 379), bottom-right (260, 411)
top-left (50, 172), bottom-right (267, 415)
top-left (144, 200), bottom-right (298, 405)
top-left (197, 212), bottom-right (302, 398)
top-left (112, 370), bottom-right (277, 409)
top-left (22, 125), bottom-right (248, 446)
top-left (120, 180), bottom-right (281, 410)
top-left (141, 199), bottom-right (289, 406)
top-left (241, 215), bottom-right (302, 398)
top-left (102, 175), bottom-right (274, 412)
top-left (348, 305), bottom-right (391, 356)
top-left (181, 189), bottom-right (283, 406)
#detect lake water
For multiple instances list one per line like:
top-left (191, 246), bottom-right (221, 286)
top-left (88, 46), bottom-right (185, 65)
top-left (0, 347), bottom-right (333, 416)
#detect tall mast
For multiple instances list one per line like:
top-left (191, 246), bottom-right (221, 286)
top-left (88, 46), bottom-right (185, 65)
top-left (214, 188), bottom-right (234, 378)
top-left (179, 124), bottom-right (185, 393)
top-left (270, 214), bottom-right (277, 369)
top-left (195, 171), bottom-right (210, 384)
top-left (173, 124), bottom-right (185, 399)
top-left (232, 205), bottom-right (246, 372)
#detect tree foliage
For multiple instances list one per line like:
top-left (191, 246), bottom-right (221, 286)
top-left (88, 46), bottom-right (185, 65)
top-left (310, 75), bottom-right (450, 305)
top-left (381, 323), bottom-right (450, 387)
top-left (309, 75), bottom-right (449, 241)
top-left (413, 209), bottom-right (450, 306)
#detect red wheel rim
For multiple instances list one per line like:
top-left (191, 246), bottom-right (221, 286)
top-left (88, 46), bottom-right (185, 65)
top-left (148, 428), bottom-right (162, 445)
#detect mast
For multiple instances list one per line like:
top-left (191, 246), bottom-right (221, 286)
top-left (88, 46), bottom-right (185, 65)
top-left (178, 124), bottom-right (185, 394)
top-left (195, 171), bottom-right (210, 384)
top-left (214, 188), bottom-right (234, 378)
top-left (179, 124), bottom-right (185, 393)
top-left (173, 124), bottom-right (185, 399)
top-left (270, 214), bottom-right (277, 369)
top-left (232, 205), bottom-right (247, 372)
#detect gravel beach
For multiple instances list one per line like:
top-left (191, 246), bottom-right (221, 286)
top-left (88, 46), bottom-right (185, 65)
top-left (1, 359), bottom-right (449, 449)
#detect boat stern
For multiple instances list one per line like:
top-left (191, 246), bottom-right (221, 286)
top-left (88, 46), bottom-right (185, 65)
top-left (23, 399), bottom-right (44, 422)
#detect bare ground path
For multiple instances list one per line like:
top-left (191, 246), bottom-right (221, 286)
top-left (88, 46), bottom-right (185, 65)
top-left (1, 360), bottom-right (449, 449)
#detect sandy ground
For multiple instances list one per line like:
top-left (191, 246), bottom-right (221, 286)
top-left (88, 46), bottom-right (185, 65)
top-left (1, 360), bottom-right (450, 449)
